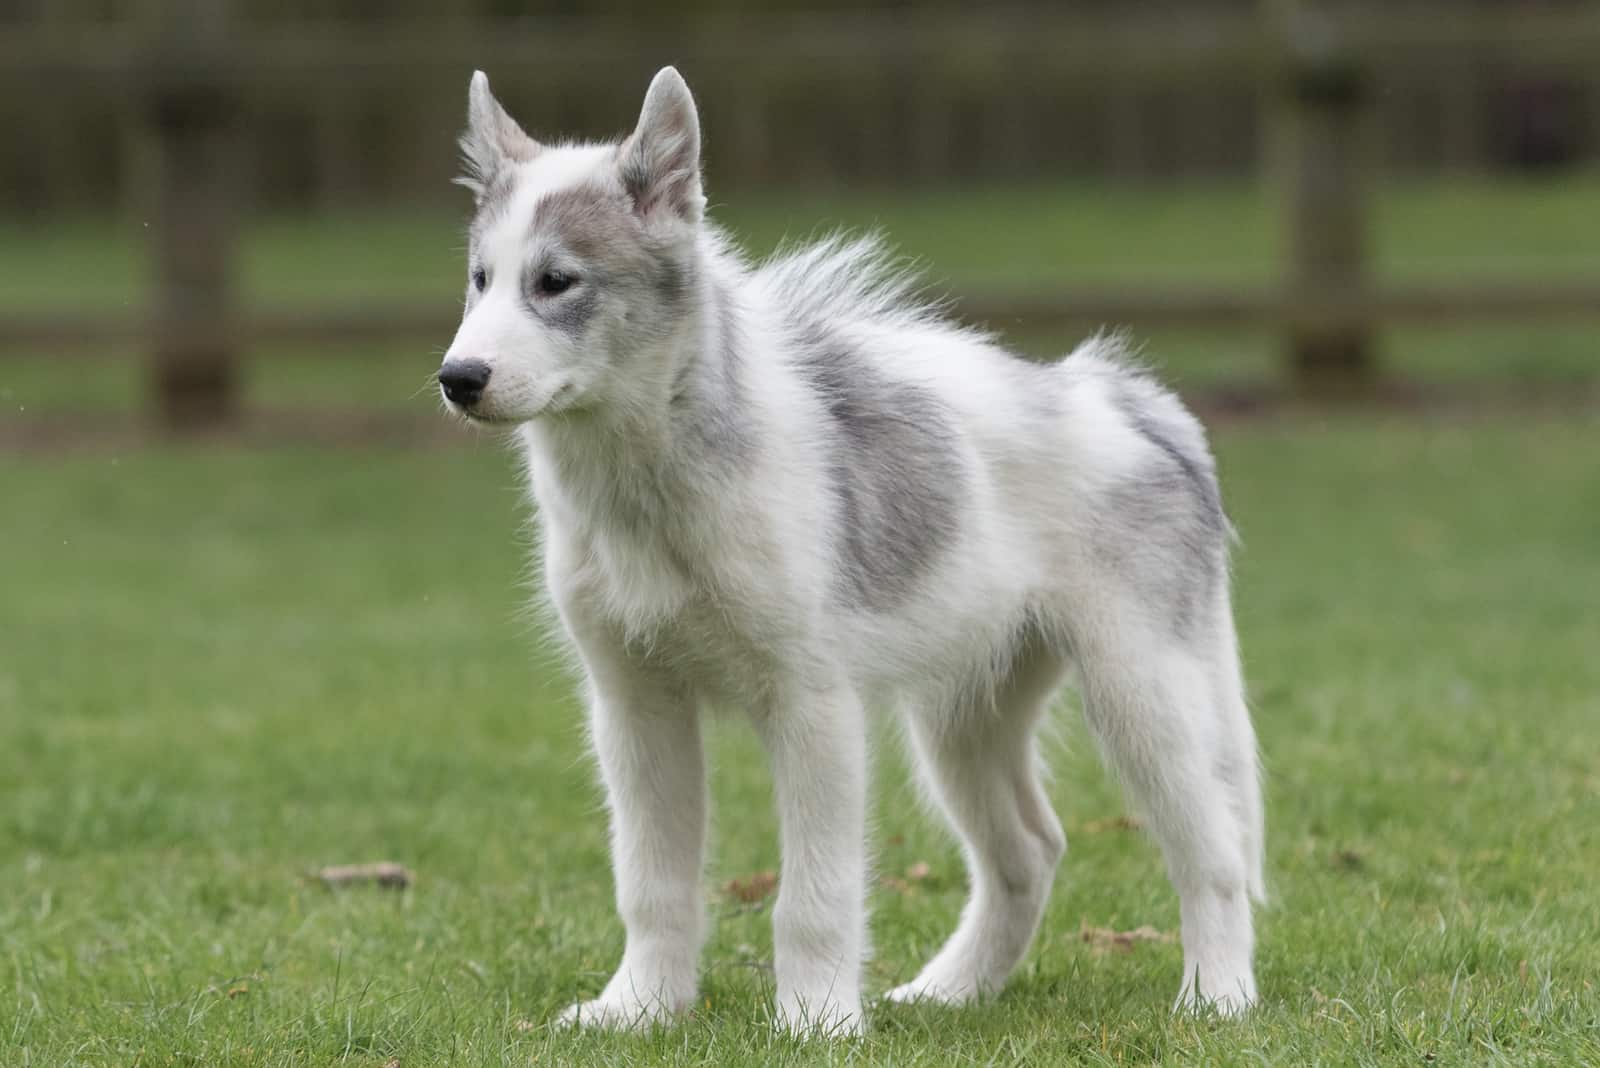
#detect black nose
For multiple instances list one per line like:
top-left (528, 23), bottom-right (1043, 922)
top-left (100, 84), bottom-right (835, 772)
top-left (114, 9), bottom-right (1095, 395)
top-left (438, 360), bottom-right (491, 406)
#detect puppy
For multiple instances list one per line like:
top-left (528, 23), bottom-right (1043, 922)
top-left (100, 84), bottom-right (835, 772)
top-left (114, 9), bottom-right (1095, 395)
top-left (438, 67), bottom-right (1263, 1036)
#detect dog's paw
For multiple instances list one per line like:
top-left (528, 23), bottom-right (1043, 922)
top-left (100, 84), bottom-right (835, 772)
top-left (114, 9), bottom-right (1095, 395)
top-left (554, 995), bottom-right (677, 1032)
top-left (883, 961), bottom-right (992, 1007)
top-left (1173, 973), bottom-right (1257, 1018)
top-left (774, 994), bottom-right (865, 1038)
top-left (883, 975), bottom-right (983, 1007)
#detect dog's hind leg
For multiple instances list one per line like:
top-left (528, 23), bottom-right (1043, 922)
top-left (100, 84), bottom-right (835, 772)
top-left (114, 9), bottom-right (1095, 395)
top-left (1073, 611), bottom-right (1260, 1015)
top-left (1213, 619), bottom-right (1267, 905)
top-left (885, 637), bottom-right (1068, 1005)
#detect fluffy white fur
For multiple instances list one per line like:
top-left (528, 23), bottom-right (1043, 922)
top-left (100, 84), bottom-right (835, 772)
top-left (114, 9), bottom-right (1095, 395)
top-left (438, 67), bottom-right (1265, 1037)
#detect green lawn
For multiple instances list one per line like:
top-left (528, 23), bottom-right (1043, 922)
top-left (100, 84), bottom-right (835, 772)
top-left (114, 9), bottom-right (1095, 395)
top-left (3, 415), bottom-right (1598, 1065)
top-left (1, 173), bottom-right (1597, 421)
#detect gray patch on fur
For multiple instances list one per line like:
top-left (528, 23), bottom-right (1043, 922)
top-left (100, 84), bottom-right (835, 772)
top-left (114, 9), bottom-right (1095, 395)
top-left (1120, 403), bottom-right (1225, 530)
top-left (523, 182), bottom-right (693, 338)
top-left (653, 255), bottom-right (693, 313)
top-left (523, 269), bottom-right (600, 334)
top-left (1102, 384), bottom-right (1229, 637)
top-left (793, 334), bottom-right (964, 611)
top-left (671, 280), bottom-right (753, 462)
top-left (531, 183), bottom-right (633, 255)
top-left (474, 175), bottom-right (518, 230)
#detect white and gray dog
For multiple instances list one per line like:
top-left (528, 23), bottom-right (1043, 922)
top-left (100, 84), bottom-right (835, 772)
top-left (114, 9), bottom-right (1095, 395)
top-left (438, 67), bottom-right (1264, 1035)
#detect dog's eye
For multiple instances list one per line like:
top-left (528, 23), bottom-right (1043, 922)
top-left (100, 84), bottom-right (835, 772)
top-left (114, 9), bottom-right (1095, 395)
top-left (536, 270), bottom-right (575, 296)
top-left (471, 267), bottom-right (487, 293)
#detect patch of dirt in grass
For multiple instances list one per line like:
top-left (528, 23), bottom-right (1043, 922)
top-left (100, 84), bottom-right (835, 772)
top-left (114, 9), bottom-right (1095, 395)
top-left (723, 870), bottom-right (778, 904)
top-left (1079, 922), bottom-right (1176, 955)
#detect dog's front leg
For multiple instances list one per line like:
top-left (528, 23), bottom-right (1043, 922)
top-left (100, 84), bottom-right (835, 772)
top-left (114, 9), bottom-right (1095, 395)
top-left (558, 648), bottom-right (706, 1031)
top-left (756, 681), bottom-right (868, 1037)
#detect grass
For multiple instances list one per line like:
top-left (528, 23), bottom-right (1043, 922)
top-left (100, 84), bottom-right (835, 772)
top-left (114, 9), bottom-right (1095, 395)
top-left (2, 174), bottom-right (1597, 1062)
top-left (1, 172), bottom-right (1598, 422)
top-left (2, 413), bottom-right (1598, 1065)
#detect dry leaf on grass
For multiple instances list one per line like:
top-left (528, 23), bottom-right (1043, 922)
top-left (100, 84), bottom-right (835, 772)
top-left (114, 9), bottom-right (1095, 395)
top-left (382, 1059), bottom-right (401, 1068)
top-left (1330, 848), bottom-right (1366, 871)
top-left (1078, 815), bottom-right (1143, 834)
top-left (724, 870), bottom-right (778, 903)
top-left (226, 984), bottom-right (249, 999)
top-left (317, 861), bottom-right (413, 890)
top-left (1079, 921), bottom-right (1174, 955)
top-left (513, 1018), bottom-right (537, 1034)
top-left (881, 861), bottom-right (936, 896)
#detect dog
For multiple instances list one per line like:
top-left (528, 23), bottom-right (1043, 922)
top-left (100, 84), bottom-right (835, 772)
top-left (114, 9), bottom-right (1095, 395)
top-left (438, 66), bottom-right (1264, 1036)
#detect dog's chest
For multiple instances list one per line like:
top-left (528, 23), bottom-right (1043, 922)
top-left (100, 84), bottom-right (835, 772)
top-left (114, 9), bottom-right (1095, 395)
top-left (548, 510), bottom-right (775, 704)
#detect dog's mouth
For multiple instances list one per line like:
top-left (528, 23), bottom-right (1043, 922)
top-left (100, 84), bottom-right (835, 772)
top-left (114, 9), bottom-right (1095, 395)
top-left (457, 410), bottom-right (520, 426)
top-left (445, 381), bottom-right (577, 425)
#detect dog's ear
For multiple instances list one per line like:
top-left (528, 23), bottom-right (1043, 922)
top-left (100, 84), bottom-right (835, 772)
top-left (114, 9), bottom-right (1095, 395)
top-left (617, 67), bottom-right (704, 223)
top-left (456, 71), bottom-right (539, 199)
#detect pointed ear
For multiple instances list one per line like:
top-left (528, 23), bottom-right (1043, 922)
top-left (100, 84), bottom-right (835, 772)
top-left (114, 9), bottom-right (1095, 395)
top-left (456, 71), bottom-right (539, 198)
top-left (617, 67), bottom-right (704, 222)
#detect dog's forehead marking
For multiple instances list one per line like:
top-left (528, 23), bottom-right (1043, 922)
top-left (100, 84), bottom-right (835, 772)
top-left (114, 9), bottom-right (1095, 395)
top-left (477, 144), bottom-right (616, 264)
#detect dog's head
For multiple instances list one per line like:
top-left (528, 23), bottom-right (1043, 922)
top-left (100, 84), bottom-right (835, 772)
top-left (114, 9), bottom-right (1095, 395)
top-left (438, 67), bottom-right (705, 423)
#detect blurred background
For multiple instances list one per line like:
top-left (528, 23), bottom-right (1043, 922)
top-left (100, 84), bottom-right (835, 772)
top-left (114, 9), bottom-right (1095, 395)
top-left (4, 6), bottom-right (1600, 1062)
top-left (1, 0), bottom-right (1597, 437)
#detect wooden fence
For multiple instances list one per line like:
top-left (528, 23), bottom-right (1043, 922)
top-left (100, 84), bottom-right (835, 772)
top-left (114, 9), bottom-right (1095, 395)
top-left (3, 3), bottom-right (1600, 428)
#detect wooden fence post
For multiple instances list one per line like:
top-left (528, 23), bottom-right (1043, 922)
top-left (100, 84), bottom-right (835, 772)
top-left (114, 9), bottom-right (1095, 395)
top-left (146, 0), bottom-right (239, 431)
top-left (1276, 2), bottom-right (1375, 394)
